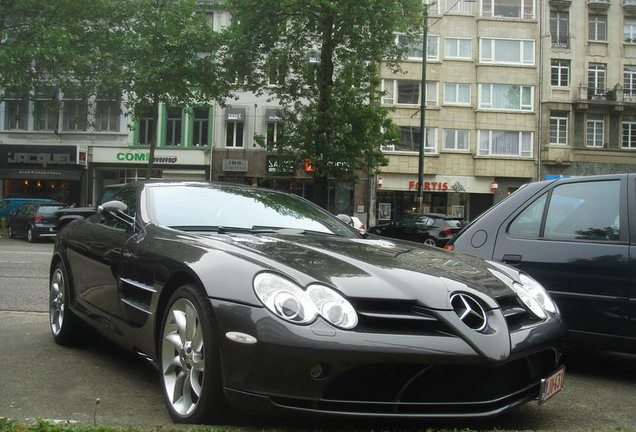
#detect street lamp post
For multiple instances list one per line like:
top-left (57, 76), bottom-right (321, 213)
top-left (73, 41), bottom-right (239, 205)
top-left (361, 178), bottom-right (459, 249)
top-left (417, 9), bottom-right (428, 213)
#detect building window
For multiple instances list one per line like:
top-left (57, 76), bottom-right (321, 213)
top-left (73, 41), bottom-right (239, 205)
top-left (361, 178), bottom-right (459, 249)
top-left (622, 117), bottom-right (636, 149)
top-left (446, 0), bottom-right (474, 13)
top-left (479, 84), bottom-right (533, 111)
top-left (226, 121), bottom-right (244, 147)
top-left (550, 11), bottom-right (569, 48)
top-left (192, 107), bottom-right (209, 147)
top-left (4, 100), bottom-right (28, 130)
top-left (382, 79), bottom-right (437, 106)
top-left (166, 107), bottom-right (182, 146)
top-left (625, 19), bottom-right (636, 43)
top-left (138, 114), bottom-right (155, 146)
top-left (396, 34), bottom-right (439, 60)
top-left (424, 0), bottom-right (439, 15)
top-left (33, 100), bottom-right (58, 131)
top-left (551, 59), bottom-right (570, 87)
top-left (481, 0), bottom-right (534, 19)
top-left (396, 126), bottom-right (437, 153)
top-left (479, 38), bottom-right (534, 65)
top-left (589, 15), bottom-right (607, 42)
top-left (445, 38), bottom-right (472, 59)
top-left (95, 99), bottom-right (120, 132)
top-left (588, 63), bottom-right (606, 99)
top-left (444, 83), bottom-right (471, 105)
top-left (624, 66), bottom-right (636, 102)
top-left (443, 129), bottom-right (470, 151)
top-left (63, 100), bottom-right (88, 131)
top-left (478, 130), bottom-right (533, 157)
top-left (549, 112), bottom-right (568, 145)
top-left (586, 114), bottom-right (605, 148)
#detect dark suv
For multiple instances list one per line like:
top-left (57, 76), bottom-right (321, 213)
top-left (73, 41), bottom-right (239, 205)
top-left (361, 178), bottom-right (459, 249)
top-left (368, 213), bottom-right (463, 247)
top-left (8, 201), bottom-right (69, 242)
top-left (445, 174), bottom-right (635, 353)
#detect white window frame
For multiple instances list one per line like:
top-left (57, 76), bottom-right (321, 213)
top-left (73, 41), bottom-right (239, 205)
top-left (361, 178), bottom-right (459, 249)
top-left (95, 99), bottom-right (120, 132)
top-left (33, 99), bottom-right (58, 131)
top-left (481, 0), bottom-right (535, 20)
top-left (478, 84), bottom-right (534, 111)
top-left (382, 79), bottom-right (438, 107)
top-left (550, 11), bottom-right (569, 48)
top-left (622, 117), bottom-right (636, 149)
top-left (446, 0), bottom-right (475, 13)
top-left (549, 113), bottom-right (568, 146)
top-left (551, 59), bottom-right (570, 88)
top-left (4, 99), bottom-right (28, 130)
top-left (63, 100), bottom-right (88, 132)
top-left (424, 0), bottom-right (439, 15)
top-left (478, 130), bottom-right (533, 157)
top-left (445, 37), bottom-right (472, 59)
top-left (395, 126), bottom-right (438, 154)
top-left (192, 107), bottom-right (209, 147)
top-left (226, 121), bottom-right (244, 148)
top-left (625, 19), bottom-right (636, 44)
top-left (479, 38), bottom-right (535, 66)
top-left (443, 129), bottom-right (470, 151)
top-left (588, 63), bottom-right (606, 97)
top-left (586, 114), bottom-right (605, 148)
top-left (624, 66), bottom-right (636, 102)
top-left (394, 34), bottom-right (439, 61)
top-left (444, 83), bottom-right (471, 105)
top-left (589, 14), bottom-right (607, 42)
top-left (165, 107), bottom-right (182, 147)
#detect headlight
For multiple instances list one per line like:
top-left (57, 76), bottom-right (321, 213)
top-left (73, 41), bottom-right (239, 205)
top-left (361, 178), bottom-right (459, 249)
top-left (512, 273), bottom-right (558, 319)
top-left (254, 273), bottom-right (358, 329)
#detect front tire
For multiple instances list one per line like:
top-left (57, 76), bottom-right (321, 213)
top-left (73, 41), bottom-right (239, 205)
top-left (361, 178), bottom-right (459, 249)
top-left (49, 262), bottom-right (83, 345)
top-left (159, 284), bottom-right (231, 424)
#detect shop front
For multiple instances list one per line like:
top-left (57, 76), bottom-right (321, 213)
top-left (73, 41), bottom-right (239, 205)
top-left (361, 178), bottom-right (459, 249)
top-left (0, 144), bottom-right (86, 205)
top-left (374, 174), bottom-right (496, 225)
top-left (89, 146), bottom-right (210, 204)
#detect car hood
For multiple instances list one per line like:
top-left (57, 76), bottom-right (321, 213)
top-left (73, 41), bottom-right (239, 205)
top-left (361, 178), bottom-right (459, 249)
top-left (205, 231), bottom-right (519, 311)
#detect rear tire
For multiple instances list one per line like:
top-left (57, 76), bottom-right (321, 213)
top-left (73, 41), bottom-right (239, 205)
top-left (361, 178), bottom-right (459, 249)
top-left (159, 284), bottom-right (233, 424)
top-left (27, 227), bottom-right (36, 243)
top-left (423, 238), bottom-right (436, 247)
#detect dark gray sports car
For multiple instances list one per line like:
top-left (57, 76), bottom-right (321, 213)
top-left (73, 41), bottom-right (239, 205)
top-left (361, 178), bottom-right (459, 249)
top-left (49, 181), bottom-right (566, 424)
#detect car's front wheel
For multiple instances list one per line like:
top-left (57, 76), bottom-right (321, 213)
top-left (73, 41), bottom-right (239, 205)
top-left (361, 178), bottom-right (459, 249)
top-left (49, 262), bottom-right (83, 345)
top-left (159, 284), bottom-right (232, 424)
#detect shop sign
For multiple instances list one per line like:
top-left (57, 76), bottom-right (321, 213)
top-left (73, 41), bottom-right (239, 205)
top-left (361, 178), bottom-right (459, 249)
top-left (267, 157), bottom-right (295, 174)
top-left (116, 152), bottom-right (177, 164)
top-left (223, 159), bottom-right (248, 172)
top-left (408, 181), bottom-right (449, 191)
top-left (77, 144), bottom-right (88, 166)
top-left (4, 145), bottom-right (76, 168)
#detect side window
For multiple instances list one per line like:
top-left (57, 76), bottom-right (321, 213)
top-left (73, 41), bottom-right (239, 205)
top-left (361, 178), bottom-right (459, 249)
top-left (543, 181), bottom-right (620, 241)
top-left (509, 193), bottom-right (548, 237)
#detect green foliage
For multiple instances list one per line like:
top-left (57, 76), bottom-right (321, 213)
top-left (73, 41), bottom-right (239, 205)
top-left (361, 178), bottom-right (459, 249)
top-left (220, 0), bottom-right (424, 205)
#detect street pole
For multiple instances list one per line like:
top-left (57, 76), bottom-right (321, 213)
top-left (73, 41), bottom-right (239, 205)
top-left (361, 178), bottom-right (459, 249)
top-left (417, 10), bottom-right (428, 213)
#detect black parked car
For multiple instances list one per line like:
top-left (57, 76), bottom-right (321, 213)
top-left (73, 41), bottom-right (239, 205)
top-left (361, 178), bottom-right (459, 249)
top-left (50, 181), bottom-right (565, 424)
top-left (368, 213), bottom-right (463, 247)
top-left (8, 201), bottom-right (69, 242)
top-left (445, 173), bottom-right (635, 354)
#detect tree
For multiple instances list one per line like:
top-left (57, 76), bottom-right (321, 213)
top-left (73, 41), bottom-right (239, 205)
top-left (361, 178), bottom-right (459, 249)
top-left (219, 0), bottom-right (425, 208)
top-left (118, 0), bottom-right (229, 178)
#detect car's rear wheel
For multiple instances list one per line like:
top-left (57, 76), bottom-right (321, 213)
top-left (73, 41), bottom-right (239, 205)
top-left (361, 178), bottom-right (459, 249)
top-left (49, 262), bottom-right (83, 345)
top-left (159, 284), bottom-right (232, 424)
top-left (423, 238), bottom-right (436, 246)
top-left (27, 226), bottom-right (36, 243)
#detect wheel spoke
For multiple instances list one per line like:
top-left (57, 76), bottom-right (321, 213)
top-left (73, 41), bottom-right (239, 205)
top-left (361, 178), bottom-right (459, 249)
top-left (173, 309), bottom-right (187, 343)
top-left (164, 331), bottom-right (183, 351)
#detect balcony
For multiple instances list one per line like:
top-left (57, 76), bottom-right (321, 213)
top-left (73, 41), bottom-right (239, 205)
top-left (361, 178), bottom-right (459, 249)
top-left (549, 0), bottom-right (571, 9)
top-left (625, 0), bottom-right (636, 13)
top-left (588, 0), bottom-right (610, 11)
top-left (577, 84), bottom-right (636, 110)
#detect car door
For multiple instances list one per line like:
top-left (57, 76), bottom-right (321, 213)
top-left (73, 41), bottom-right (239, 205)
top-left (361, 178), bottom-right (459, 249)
top-left (12, 203), bottom-right (35, 236)
top-left (66, 187), bottom-right (139, 318)
top-left (492, 176), bottom-right (630, 346)
top-left (629, 174), bottom-right (636, 350)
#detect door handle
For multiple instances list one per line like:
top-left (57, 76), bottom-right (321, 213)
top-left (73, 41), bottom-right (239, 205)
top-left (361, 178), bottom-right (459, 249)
top-left (502, 254), bottom-right (522, 265)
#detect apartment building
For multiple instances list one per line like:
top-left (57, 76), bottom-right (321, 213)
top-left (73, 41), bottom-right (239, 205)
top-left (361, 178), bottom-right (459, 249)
top-left (540, 0), bottom-right (636, 179)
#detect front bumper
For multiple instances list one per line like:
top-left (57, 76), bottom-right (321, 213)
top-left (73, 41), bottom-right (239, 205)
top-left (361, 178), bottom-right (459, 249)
top-left (211, 299), bottom-right (564, 419)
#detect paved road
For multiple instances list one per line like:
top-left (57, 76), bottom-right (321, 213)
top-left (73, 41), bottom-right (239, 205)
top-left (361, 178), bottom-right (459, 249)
top-left (1, 236), bottom-right (635, 430)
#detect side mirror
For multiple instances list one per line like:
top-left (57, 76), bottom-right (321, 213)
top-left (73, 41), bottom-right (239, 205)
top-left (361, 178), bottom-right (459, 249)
top-left (98, 200), bottom-right (136, 229)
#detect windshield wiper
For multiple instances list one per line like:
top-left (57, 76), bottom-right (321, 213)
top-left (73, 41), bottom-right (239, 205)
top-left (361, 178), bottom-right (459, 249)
top-left (169, 225), bottom-right (281, 234)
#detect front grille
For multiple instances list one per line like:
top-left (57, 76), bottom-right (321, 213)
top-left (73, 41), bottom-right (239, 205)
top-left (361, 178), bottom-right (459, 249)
top-left (351, 299), bottom-right (456, 336)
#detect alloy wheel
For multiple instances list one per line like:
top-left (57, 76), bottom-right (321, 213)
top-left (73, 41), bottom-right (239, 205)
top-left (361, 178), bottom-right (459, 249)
top-left (50, 268), bottom-right (65, 336)
top-left (161, 298), bottom-right (205, 417)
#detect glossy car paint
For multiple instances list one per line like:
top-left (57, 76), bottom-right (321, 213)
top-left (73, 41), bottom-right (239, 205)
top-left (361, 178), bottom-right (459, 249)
top-left (51, 181), bottom-right (565, 419)
top-left (447, 174), bottom-right (636, 353)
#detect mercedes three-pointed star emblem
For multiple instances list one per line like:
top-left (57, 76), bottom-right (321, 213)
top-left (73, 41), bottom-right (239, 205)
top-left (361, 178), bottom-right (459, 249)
top-left (450, 293), bottom-right (488, 332)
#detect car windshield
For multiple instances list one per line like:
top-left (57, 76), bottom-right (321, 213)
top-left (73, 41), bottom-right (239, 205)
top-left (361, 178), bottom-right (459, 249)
top-left (147, 184), bottom-right (357, 238)
top-left (445, 219), bottom-right (463, 228)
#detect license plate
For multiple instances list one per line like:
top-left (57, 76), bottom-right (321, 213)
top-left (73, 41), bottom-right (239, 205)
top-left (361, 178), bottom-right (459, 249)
top-left (539, 366), bottom-right (565, 404)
